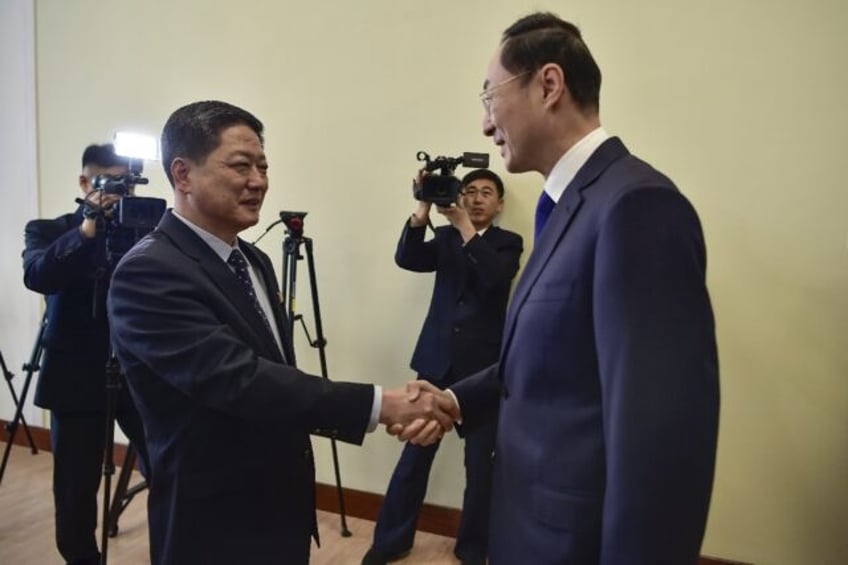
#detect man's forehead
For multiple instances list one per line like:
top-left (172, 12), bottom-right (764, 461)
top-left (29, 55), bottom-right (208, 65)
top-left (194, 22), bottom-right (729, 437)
top-left (221, 147), bottom-right (267, 160)
top-left (464, 179), bottom-right (496, 189)
top-left (482, 46), bottom-right (505, 89)
top-left (85, 164), bottom-right (128, 176)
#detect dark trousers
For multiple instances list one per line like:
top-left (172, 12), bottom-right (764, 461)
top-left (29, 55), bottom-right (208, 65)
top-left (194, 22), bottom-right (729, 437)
top-left (372, 403), bottom-right (497, 560)
top-left (50, 388), bottom-right (149, 564)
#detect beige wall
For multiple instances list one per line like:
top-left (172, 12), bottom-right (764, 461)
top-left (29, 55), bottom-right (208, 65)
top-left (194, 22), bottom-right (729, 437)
top-left (1, 1), bottom-right (41, 427)
top-left (15, 0), bottom-right (848, 562)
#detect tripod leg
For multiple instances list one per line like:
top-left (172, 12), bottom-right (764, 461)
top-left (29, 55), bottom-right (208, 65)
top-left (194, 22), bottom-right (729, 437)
top-left (107, 446), bottom-right (136, 537)
top-left (329, 438), bottom-right (352, 537)
top-left (302, 238), bottom-right (351, 536)
top-left (0, 319), bottom-right (47, 483)
top-left (100, 356), bottom-right (121, 565)
top-left (0, 372), bottom-right (40, 483)
top-left (20, 414), bottom-right (38, 454)
top-left (0, 433), bottom-right (14, 485)
top-left (3, 382), bottom-right (39, 454)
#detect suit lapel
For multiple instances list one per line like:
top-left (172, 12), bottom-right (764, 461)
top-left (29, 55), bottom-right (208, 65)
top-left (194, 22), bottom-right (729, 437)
top-left (500, 138), bottom-right (630, 362)
top-left (157, 211), bottom-right (284, 362)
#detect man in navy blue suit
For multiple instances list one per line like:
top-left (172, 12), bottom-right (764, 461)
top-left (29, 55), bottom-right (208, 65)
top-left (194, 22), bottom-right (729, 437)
top-left (22, 143), bottom-right (150, 565)
top-left (405, 12), bottom-right (720, 564)
top-left (364, 170), bottom-right (522, 565)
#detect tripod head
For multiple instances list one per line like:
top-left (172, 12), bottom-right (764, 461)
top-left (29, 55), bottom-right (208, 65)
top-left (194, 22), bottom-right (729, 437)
top-left (251, 210), bottom-right (309, 245)
top-left (280, 211), bottom-right (308, 239)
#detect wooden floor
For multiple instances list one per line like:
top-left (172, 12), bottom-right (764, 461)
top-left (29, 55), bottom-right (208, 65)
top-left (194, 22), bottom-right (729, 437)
top-left (0, 442), bottom-right (460, 564)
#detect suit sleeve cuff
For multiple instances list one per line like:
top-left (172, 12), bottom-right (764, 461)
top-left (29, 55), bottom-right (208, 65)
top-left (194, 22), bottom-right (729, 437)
top-left (367, 384), bottom-right (382, 432)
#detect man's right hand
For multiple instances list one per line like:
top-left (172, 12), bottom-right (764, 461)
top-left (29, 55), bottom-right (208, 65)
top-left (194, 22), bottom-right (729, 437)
top-left (382, 381), bottom-right (461, 445)
top-left (409, 200), bottom-right (432, 228)
top-left (80, 191), bottom-right (121, 239)
top-left (380, 381), bottom-right (459, 445)
top-left (409, 169), bottom-right (433, 227)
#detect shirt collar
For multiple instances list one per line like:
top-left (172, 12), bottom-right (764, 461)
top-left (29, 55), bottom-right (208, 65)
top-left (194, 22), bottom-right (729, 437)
top-left (544, 126), bottom-right (610, 203)
top-left (172, 209), bottom-right (241, 262)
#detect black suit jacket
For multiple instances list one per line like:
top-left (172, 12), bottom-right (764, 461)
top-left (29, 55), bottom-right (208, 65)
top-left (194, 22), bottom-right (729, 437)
top-left (453, 138), bottom-right (719, 564)
top-left (107, 210), bottom-right (374, 565)
top-left (395, 222), bottom-right (523, 385)
top-left (22, 206), bottom-right (112, 411)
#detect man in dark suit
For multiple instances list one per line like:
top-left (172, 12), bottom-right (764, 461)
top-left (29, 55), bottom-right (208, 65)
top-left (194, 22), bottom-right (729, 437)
top-left (106, 100), bottom-right (452, 565)
top-left (22, 143), bottom-right (151, 565)
top-left (364, 170), bottom-right (523, 564)
top-left (406, 12), bottom-right (720, 564)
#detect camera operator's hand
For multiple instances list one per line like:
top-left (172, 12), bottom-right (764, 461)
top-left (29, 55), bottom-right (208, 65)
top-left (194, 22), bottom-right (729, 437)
top-left (436, 199), bottom-right (476, 243)
top-left (409, 200), bottom-right (432, 228)
top-left (79, 191), bottom-right (121, 239)
top-left (409, 169), bottom-right (432, 228)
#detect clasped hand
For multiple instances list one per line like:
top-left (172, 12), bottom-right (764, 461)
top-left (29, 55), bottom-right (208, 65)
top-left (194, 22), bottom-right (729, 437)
top-left (82, 190), bottom-right (121, 219)
top-left (380, 381), bottom-right (460, 446)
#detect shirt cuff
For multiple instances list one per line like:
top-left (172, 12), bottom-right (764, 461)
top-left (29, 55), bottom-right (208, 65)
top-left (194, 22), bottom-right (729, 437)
top-left (445, 388), bottom-right (463, 425)
top-left (367, 384), bottom-right (382, 432)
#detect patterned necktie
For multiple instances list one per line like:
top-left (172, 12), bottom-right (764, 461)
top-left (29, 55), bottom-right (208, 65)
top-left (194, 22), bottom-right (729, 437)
top-left (227, 249), bottom-right (275, 337)
top-left (534, 190), bottom-right (556, 242)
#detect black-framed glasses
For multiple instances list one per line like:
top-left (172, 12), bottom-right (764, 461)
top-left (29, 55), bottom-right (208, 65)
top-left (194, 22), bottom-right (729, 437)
top-left (460, 186), bottom-right (498, 199)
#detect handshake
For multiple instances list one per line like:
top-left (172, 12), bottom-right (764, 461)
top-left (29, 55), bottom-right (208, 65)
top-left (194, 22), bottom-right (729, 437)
top-left (379, 381), bottom-right (460, 446)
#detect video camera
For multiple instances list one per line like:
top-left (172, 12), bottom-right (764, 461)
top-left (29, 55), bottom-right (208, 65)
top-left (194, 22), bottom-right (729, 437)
top-left (91, 171), bottom-right (165, 231)
top-left (89, 132), bottom-right (167, 263)
top-left (414, 151), bottom-right (489, 207)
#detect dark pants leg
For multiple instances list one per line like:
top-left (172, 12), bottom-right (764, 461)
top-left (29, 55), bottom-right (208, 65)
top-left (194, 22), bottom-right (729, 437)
top-left (371, 439), bottom-right (441, 554)
top-left (453, 413), bottom-right (498, 561)
top-left (50, 383), bottom-right (148, 565)
top-left (50, 410), bottom-right (106, 564)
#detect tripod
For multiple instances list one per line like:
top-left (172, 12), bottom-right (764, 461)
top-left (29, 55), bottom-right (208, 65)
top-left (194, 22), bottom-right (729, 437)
top-left (99, 351), bottom-right (148, 565)
top-left (96, 221), bottom-right (150, 565)
top-left (0, 315), bottom-right (45, 484)
top-left (279, 211), bottom-right (352, 538)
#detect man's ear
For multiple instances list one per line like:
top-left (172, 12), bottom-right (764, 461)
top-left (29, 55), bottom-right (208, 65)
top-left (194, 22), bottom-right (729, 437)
top-left (79, 174), bottom-right (91, 194)
top-left (171, 158), bottom-right (191, 193)
top-left (539, 62), bottom-right (566, 110)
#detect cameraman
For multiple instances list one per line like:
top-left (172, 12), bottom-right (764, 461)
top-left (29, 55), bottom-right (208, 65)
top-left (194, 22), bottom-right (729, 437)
top-left (364, 169), bottom-right (523, 565)
top-left (22, 143), bottom-right (150, 565)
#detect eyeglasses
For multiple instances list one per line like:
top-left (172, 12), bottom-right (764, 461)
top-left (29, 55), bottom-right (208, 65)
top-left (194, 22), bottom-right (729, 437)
top-left (460, 187), bottom-right (498, 199)
top-left (479, 71), bottom-right (531, 113)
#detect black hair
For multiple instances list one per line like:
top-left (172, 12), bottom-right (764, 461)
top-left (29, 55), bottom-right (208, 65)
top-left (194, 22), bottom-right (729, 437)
top-left (80, 143), bottom-right (132, 170)
top-left (501, 12), bottom-right (602, 112)
top-left (461, 168), bottom-right (505, 198)
top-left (160, 100), bottom-right (264, 186)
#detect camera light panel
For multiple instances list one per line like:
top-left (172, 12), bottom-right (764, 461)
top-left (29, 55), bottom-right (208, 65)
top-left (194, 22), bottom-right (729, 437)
top-left (114, 131), bottom-right (159, 161)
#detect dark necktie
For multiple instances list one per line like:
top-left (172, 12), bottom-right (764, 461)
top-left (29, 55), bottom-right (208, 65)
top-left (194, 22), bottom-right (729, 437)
top-left (534, 190), bottom-right (556, 242)
top-left (227, 249), bottom-right (275, 338)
